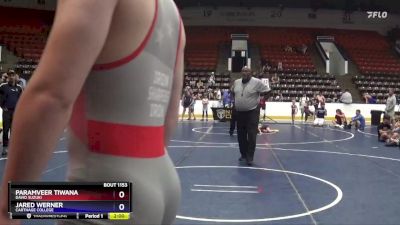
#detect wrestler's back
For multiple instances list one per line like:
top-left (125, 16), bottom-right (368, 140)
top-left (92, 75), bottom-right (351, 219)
top-left (64, 0), bottom-right (183, 224)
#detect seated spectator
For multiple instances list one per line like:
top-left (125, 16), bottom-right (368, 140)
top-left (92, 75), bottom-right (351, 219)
top-left (363, 93), bottom-right (377, 104)
top-left (385, 121), bottom-right (400, 146)
top-left (207, 88), bottom-right (214, 100)
top-left (262, 63), bottom-right (271, 74)
top-left (340, 89), bottom-right (352, 104)
top-left (277, 62), bottom-right (283, 71)
top-left (197, 80), bottom-right (204, 89)
top-left (347, 109), bottom-right (365, 131)
top-left (271, 73), bottom-right (280, 84)
top-left (313, 103), bottom-right (327, 126)
top-left (378, 115), bottom-right (392, 142)
top-left (189, 79), bottom-right (196, 88)
top-left (332, 109), bottom-right (347, 128)
top-left (208, 74), bottom-right (215, 87)
top-left (274, 92), bottom-right (283, 102)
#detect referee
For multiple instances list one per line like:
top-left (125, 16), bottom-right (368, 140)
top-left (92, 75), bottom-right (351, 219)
top-left (232, 66), bottom-right (270, 165)
top-left (0, 70), bottom-right (23, 156)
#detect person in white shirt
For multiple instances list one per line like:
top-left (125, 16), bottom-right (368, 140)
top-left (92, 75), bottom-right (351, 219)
top-left (340, 89), bottom-right (352, 104)
top-left (385, 88), bottom-right (397, 125)
top-left (201, 95), bottom-right (209, 121)
top-left (215, 87), bottom-right (222, 106)
top-left (299, 94), bottom-right (309, 121)
top-left (232, 66), bottom-right (271, 165)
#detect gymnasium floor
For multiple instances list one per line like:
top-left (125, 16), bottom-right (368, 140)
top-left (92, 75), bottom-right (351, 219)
top-left (1, 120), bottom-right (400, 225)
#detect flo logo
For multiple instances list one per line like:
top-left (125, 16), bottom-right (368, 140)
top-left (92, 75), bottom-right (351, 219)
top-left (367, 11), bottom-right (388, 19)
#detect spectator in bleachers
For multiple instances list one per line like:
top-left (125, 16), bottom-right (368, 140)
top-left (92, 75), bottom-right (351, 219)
top-left (313, 103), bottom-right (327, 126)
top-left (207, 88), bottom-right (214, 100)
top-left (363, 93), bottom-right (377, 104)
top-left (277, 62), bottom-right (283, 71)
top-left (299, 94), bottom-right (309, 121)
top-left (201, 94), bottom-right (209, 121)
top-left (378, 115), bottom-right (392, 142)
top-left (339, 89), bottom-right (352, 104)
top-left (196, 80), bottom-right (204, 89)
top-left (347, 109), bottom-right (365, 131)
top-left (274, 92), bottom-right (283, 102)
top-left (262, 63), bottom-right (271, 74)
top-left (207, 73), bottom-right (215, 88)
top-left (332, 109), bottom-right (347, 128)
top-left (385, 88), bottom-right (396, 125)
top-left (189, 78), bottom-right (196, 89)
top-left (271, 73), bottom-right (280, 84)
top-left (332, 92), bottom-right (339, 103)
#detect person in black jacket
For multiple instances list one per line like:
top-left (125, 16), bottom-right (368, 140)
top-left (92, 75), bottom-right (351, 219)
top-left (0, 71), bottom-right (23, 156)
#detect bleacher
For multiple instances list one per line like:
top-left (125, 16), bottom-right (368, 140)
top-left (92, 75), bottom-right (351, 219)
top-left (249, 28), bottom-right (316, 74)
top-left (185, 27), bottom-right (230, 72)
top-left (327, 30), bottom-right (400, 75)
top-left (0, 20), bottom-right (397, 104)
top-left (0, 23), bottom-right (47, 77)
top-left (0, 24), bottom-right (46, 59)
top-left (353, 74), bottom-right (400, 104)
top-left (184, 71), bottom-right (231, 99)
top-left (264, 73), bottom-right (340, 102)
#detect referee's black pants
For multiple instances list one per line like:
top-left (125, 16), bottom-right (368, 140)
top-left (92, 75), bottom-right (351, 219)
top-left (2, 109), bottom-right (14, 148)
top-left (236, 108), bottom-right (259, 162)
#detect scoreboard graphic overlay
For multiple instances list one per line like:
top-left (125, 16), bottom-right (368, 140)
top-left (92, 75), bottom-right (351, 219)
top-left (8, 182), bottom-right (132, 220)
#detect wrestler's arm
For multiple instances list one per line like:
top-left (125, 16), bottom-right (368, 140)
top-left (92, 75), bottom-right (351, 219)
top-left (0, 0), bottom-right (118, 222)
top-left (164, 22), bottom-right (186, 144)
